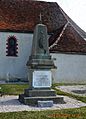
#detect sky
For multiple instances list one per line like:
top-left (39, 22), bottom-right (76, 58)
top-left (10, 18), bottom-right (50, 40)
top-left (38, 0), bottom-right (86, 32)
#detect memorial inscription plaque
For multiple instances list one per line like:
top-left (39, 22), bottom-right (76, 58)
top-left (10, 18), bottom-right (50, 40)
top-left (33, 70), bottom-right (52, 88)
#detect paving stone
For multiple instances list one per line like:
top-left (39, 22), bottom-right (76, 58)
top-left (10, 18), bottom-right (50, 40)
top-left (56, 85), bottom-right (86, 96)
top-left (0, 95), bottom-right (86, 112)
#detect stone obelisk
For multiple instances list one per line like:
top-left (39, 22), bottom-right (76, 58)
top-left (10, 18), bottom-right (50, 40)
top-left (19, 16), bottom-right (64, 106)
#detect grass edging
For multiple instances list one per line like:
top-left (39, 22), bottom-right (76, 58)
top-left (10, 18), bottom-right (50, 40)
top-left (52, 84), bottom-right (86, 103)
top-left (0, 83), bottom-right (86, 103)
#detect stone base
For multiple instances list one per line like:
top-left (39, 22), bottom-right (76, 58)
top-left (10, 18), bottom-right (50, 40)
top-left (24, 89), bottom-right (56, 97)
top-left (19, 88), bottom-right (65, 106)
top-left (38, 100), bottom-right (53, 107)
top-left (19, 94), bottom-right (65, 106)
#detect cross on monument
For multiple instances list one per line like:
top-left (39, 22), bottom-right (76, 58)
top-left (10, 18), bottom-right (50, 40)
top-left (39, 13), bottom-right (43, 24)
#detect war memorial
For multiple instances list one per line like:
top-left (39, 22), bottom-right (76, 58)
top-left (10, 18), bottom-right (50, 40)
top-left (19, 17), bottom-right (64, 106)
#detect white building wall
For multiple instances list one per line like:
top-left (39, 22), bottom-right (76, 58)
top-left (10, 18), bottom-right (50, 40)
top-left (0, 31), bottom-right (86, 83)
top-left (0, 32), bottom-right (33, 81)
top-left (51, 53), bottom-right (86, 83)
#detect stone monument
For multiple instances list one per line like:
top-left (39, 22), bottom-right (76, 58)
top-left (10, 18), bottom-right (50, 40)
top-left (19, 16), bottom-right (64, 106)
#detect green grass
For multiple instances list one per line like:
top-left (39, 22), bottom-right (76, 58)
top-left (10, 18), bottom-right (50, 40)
top-left (52, 84), bottom-right (86, 103)
top-left (0, 107), bottom-right (86, 119)
top-left (0, 84), bottom-right (28, 95)
top-left (0, 83), bottom-right (85, 95)
top-left (0, 83), bottom-right (86, 103)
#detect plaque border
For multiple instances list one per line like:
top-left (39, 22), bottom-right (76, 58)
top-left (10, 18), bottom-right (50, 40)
top-left (33, 70), bottom-right (52, 88)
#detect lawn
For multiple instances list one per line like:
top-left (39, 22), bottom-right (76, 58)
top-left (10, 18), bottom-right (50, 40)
top-left (0, 84), bottom-right (28, 95)
top-left (1, 83), bottom-right (86, 103)
top-left (0, 107), bottom-right (86, 119)
top-left (0, 83), bottom-right (86, 119)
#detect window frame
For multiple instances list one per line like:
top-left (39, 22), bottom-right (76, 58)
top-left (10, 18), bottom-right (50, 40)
top-left (6, 36), bottom-right (18, 57)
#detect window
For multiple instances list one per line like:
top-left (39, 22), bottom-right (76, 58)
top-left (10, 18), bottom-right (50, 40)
top-left (6, 36), bottom-right (18, 56)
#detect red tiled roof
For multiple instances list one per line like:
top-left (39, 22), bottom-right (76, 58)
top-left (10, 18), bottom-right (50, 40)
top-left (49, 23), bottom-right (86, 53)
top-left (0, 0), bottom-right (67, 32)
top-left (0, 0), bottom-right (86, 53)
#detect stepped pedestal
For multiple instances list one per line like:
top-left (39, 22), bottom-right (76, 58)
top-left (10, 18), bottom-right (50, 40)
top-left (19, 23), bottom-right (65, 106)
top-left (19, 88), bottom-right (64, 106)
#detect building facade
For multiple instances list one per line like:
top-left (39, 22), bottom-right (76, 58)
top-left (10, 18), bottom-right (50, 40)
top-left (0, 0), bottom-right (86, 83)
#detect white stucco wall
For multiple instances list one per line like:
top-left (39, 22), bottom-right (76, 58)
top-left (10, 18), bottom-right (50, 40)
top-left (0, 32), bottom-right (33, 81)
top-left (51, 53), bottom-right (86, 83)
top-left (0, 31), bottom-right (86, 83)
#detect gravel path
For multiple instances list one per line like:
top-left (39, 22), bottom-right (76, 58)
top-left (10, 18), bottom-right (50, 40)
top-left (56, 85), bottom-right (86, 96)
top-left (0, 95), bottom-right (86, 112)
